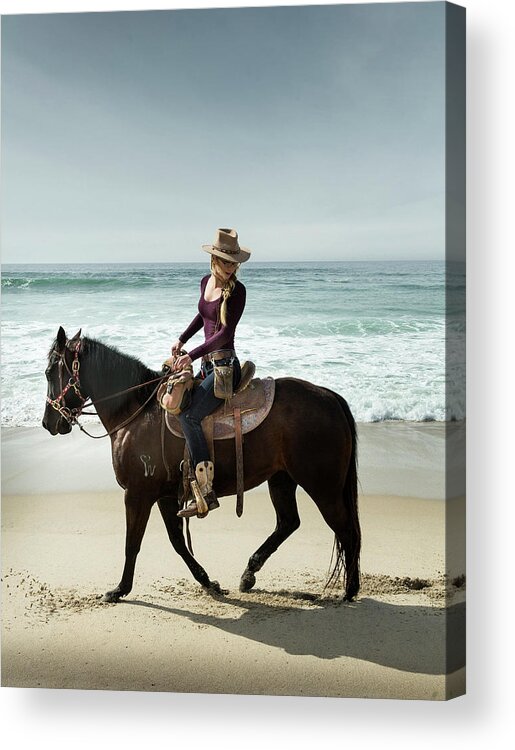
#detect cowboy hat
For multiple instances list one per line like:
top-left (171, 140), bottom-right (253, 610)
top-left (202, 228), bottom-right (251, 263)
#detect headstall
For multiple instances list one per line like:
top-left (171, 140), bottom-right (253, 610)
top-left (46, 339), bottom-right (87, 425)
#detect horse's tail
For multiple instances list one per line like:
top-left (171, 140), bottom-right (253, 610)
top-left (324, 392), bottom-right (361, 599)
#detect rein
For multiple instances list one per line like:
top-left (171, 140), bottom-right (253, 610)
top-left (47, 338), bottom-right (168, 438)
top-left (77, 381), bottom-right (164, 439)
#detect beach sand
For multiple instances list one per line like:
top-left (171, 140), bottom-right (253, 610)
top-left (1, 422), bottom-right (465, 700)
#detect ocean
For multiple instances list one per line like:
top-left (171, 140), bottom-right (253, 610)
top-left (1, 261), bottom-right (465, 427)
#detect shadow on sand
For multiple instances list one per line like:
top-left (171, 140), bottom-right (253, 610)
top-left (123, 589), bottom-right (465, 676)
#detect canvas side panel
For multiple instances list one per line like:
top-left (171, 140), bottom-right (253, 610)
top-left (444, 0), bottom-right (466, 701)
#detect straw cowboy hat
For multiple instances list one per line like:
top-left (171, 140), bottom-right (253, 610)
top-left (202, 228), bottom-right (251, 263)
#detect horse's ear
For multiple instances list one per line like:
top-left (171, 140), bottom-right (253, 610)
top-left (56, 326), bottom-right (67, 352)
top-left (67, 329), bottom-right (82, 350)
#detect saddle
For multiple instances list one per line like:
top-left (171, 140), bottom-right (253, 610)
top-left (165, 376), bottom-right (275, 440)
top-left (164, 366), bottom-right (275, 516)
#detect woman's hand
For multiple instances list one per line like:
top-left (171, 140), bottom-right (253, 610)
top-left (173, 353), bottom-right (192, 372)
top-left (171, 339), bottom-right (184, 355)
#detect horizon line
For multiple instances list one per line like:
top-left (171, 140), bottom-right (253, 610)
top-left (1, 258), bottom-right (447, 267)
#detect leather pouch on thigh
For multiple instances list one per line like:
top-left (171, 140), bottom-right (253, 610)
top-left (213, 363), bottom-right (233, 399)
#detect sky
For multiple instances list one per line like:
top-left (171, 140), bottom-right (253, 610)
top-left (1, 2), bottom-right (448, 263)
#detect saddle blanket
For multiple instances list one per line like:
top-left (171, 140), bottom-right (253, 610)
top-left (165, 377), bottom-right (275, 440)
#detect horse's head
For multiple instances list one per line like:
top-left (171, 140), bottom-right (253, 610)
top-left (42, 326), bottom-right (85, 435)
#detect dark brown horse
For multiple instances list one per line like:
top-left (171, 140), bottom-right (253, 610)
top-left (42, 327), bottom-right (361, 602)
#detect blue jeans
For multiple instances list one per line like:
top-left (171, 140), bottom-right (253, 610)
top-left (178, 356), bottom-right (241, 467)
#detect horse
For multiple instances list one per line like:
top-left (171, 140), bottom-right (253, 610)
top-left (42, 326), bottom-right (361, 603)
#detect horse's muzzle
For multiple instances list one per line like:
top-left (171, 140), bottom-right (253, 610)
top-left (42, 415), bottom-right (72, 436)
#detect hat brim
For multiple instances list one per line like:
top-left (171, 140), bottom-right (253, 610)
top-left (202, 245), bottom-right (251, 263)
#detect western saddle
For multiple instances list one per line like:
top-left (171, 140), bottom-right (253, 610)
top-left (163, 361), bottom-right (275, 516)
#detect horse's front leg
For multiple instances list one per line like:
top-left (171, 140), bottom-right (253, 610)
top-left (157, 494), bottom-right (227, 595)
top-left (103, 490), bottom-right (153, 603)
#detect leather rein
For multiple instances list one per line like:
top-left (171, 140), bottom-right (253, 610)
top-left (46, 339), bottom-right (168, 439)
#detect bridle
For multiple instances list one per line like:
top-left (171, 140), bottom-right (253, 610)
top-left (46, 339), bottom-right (87, 426)
top-left (46, 338), bottom-right (168, 438)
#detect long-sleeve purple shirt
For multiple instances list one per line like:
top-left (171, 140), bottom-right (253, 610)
top-left (179, 275), bottom-right (246, 362)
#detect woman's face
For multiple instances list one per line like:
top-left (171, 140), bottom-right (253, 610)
top-left (213, 256), bottom-right (239, 282)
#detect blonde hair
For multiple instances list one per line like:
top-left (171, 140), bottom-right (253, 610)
top-left (211, 257), bottom-right (240, 327)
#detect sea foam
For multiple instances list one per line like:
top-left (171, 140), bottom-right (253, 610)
top-left (1, 261), bottom-right (465, 427)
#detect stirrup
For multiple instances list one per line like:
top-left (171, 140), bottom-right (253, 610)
top-left (176, 495), bottom-right (219, 519)
top-left (177, 460), bottom-right (220, 519)
top-left (177, 498), bottom-right (199, 518)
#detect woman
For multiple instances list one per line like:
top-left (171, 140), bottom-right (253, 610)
top-left (170, 228), bottom-right (251, 519)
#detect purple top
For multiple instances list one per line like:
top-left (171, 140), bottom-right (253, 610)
top-left (179, 275), bottom-right (246, 362)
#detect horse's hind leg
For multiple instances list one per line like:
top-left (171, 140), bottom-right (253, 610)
top-left (240, 471), bottom-right (299, 593)
top-left (157, 495), bottom-right (225, 595)
top-left (103, 490), bottom-right (153, 603)
top-left (309, 488), bottom-right (360, 602)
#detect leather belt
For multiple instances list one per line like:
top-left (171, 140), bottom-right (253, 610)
top-left (202, 349), bottom-right (236, 364)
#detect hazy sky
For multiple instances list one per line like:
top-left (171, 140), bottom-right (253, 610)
top-left (1, 3), bottom-right (446, 263)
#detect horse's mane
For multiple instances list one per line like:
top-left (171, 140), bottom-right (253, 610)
top-left (81, 336), bottom-right (161, 414)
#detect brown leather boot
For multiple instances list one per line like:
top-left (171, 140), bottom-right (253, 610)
top-left (177, 461), bottom-right (219, 518)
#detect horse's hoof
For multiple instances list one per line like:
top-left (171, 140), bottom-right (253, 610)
top-left (102, 588), bottom-right (124, 603)
top-left (239, 571), bottom-right (256, 592)
top-left (205, 580), bottom-right (228, 596)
